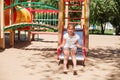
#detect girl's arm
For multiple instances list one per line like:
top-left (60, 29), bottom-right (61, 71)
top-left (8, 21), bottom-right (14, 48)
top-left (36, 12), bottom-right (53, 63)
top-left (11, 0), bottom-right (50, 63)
top-left (57, 38), bottom-right (66, 49)
top-left (75, 40), bottom-right (85, 49)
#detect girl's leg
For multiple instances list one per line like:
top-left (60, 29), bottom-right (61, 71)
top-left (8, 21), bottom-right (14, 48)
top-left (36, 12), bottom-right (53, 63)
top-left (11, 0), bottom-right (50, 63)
top-left (71, 48), bottom-right (77, 71)
top-left (63, 48), bottom-right (70, 72)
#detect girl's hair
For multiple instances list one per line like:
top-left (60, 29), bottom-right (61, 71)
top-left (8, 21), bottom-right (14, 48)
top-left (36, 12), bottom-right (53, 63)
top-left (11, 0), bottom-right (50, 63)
top-left (67, 24), bottom-right (75, 30)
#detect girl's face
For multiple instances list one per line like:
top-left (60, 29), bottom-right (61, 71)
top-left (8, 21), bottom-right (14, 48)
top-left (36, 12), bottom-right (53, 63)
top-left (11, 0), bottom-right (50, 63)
top-left (67, 26), bottom-right (75, 36)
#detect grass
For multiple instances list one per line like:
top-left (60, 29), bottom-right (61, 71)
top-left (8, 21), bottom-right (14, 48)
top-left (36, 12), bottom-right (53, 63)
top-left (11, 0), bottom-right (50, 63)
top-left (89, 29), bottom-right (114, 35)
top-left (104, 29), bottom-right (114, 35)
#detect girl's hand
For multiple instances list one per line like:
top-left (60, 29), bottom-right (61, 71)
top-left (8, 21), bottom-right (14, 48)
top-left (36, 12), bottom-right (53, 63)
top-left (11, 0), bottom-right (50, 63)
top-left (57, 46), bottom-right (61, 50)
top-left (82, 47), bottom-right (89, 52)
top-left (82, 47), bottom-right (86, 50)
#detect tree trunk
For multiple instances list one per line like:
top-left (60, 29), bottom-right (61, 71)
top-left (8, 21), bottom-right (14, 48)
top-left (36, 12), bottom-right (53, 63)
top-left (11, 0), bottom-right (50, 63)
top-left (100, 22), bottom-right (105, 34)
top-left (115, 26), bottom-right (119, 35)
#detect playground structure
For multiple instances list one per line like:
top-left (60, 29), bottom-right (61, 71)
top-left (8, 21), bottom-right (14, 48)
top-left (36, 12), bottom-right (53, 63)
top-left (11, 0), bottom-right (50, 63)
top-left (0, 0), bottom-right (90, 55)
top-left (0, 0), bottom-right (58, 48)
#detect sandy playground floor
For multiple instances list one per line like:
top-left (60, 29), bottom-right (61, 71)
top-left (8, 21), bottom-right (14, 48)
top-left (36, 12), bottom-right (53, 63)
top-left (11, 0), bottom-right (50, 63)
top-left (0, 34), bottom-right (120, 80)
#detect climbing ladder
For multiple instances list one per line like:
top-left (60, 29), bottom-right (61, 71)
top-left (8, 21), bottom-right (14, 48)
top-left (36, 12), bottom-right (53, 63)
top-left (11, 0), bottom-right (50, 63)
top-left (64, 0), bottom-right (85, 27)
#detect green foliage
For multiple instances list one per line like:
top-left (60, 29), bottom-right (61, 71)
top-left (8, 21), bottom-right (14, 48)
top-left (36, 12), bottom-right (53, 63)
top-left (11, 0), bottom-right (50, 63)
top-left (110, 0), bottom-right (120, 27)
top-left (90, 0), bottom-right (120, 34)
top-left (37, 0), bottom-right (58, 9)
top-left (4, 0), bottom-right (58, 10)
top-left (90, 0), bottom-right (114, 24)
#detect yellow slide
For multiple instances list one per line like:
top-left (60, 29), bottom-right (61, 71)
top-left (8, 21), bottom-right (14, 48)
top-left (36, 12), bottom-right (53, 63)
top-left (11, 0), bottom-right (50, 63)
top-left (4, 6), bottom-right (32, 30)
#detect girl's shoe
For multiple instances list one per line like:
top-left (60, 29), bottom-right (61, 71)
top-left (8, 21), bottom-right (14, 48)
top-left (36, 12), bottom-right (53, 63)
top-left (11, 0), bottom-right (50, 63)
top-left (63, 68), bottom-right (68, 74)
top-left (73, 71), bottom-right (78, 75)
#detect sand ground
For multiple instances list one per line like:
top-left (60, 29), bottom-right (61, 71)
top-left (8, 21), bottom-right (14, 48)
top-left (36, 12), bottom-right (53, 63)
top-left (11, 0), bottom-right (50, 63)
top-left (0, 34), bottom-right (120, 80)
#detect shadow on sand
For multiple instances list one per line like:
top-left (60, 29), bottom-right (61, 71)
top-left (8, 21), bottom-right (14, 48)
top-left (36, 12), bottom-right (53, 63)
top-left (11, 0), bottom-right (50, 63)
top-left (88, 48), bottom-right (120, 80)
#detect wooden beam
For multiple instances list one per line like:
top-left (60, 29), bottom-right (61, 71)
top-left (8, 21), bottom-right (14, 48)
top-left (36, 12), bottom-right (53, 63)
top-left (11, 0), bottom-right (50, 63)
top-left (18, 30), bottom-right (20, 40)
top-left (0, 0), bottom-right (5, 49)
top-left (82, 0), bottom-right (89, 48)
top-left (27, 0), bottom-right (31, 41)
top-left (58, 0), bottom-right (64, 45)
top-left (9, 30), bottom-right (15, 47)
top-left (28, 30), bottom-right (31, 41)
top-left (9, 0), bottom-right (14, 46)
top-left (85, 0), bottom-right (90, 48)
top-left (65, 1), bottom-right (69, 28)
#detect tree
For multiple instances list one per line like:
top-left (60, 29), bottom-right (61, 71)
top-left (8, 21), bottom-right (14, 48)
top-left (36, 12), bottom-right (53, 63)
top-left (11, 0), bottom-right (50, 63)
top-left (38, 0), bottom-right (58, 9)
top-left (90, 0), bottom-right (115, 34)
top-left (110, 0), bottom-right (120, 35)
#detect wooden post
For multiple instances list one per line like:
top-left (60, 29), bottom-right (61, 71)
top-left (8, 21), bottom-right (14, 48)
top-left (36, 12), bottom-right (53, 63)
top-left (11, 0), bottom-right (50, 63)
top-left (65, 1), bottom-right (69, 28)
top-left (85, 0), bottom-right (90, 48)
top-left (28, 30), bottom-right (31, 41)
top-left (81, 1), bottom-right (85, 28)
top-left (58, 0), bottom-right (64, 45)
top-left (18, 30), bottom-right (20, 41)
top-left (82, 0), bottom-right (90, 49)
top-left (27, 0), bottom-right (31, 41)
top-left (31, 0), bottom-right (36, 41)
top-left (10, 30), bottom-right (15, 46)
top-left (0, 0), bottom-right (5, 49)
top-left (9, 0), bottom-right (15, 46)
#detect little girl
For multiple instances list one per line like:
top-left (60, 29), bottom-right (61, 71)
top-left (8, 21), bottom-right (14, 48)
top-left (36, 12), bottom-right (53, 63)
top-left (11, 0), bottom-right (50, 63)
top-left (58, 24), bottom-right (84, 73)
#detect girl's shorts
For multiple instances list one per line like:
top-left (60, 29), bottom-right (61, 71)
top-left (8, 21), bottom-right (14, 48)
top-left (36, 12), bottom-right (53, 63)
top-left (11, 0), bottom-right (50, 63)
top-left (63, 46), bottom-right (77, 52)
